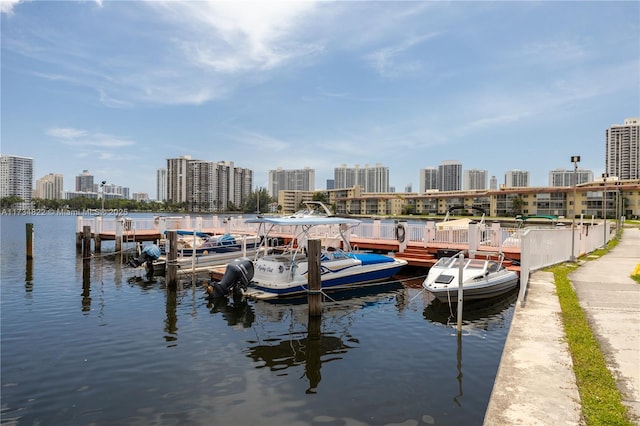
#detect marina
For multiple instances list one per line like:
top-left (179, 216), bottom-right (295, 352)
top-left (2, 214), bottom-right (517, 426)
top-left (1, 212), bottom-right (626, 425)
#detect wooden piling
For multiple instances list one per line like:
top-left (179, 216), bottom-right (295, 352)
top-left (307, 239), bottom-right (322, 317)
top-left (166, 230), bottom-right (178, 288)
top-left (26, 223), bottom-right (34, 259)
top-left (82, 225), bottom-right (92, 260)
top-left (457, 252), bottom-right (464, 334)
top-left (94, 217), bottom-right (102, 253)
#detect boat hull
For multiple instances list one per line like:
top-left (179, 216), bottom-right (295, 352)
top-left (247, 254), bottom-right (407, 299)
top-left (424, 273), bottom-right (519, 303)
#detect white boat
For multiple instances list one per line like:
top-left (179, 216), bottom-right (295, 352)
top-left (153, 232), bottom-right (262, 274)
top-left (422, 251), bottom-right (518, 303)
top-left (217, 205), bottom-right (407, 300)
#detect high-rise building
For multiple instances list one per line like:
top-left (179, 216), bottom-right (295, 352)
top-left (166, 156), bottom-right (253, 211)
top-left (0, 155), bottom-right (33, 208)
top-left (490, 175), bottom-right (498, 190)
top-left (75, 170), bottom-right (94, 192)
top-left (606, 117), bottom-right (639, 180)
top-left (548, 168), bottom-right (593, 187)
top-left (268, 167), bottom-right (315, 197)
top-left (463, 169), bottom-right (488, 190)
top-left (438, 160), bottom-right (462, 191)
top-left (419, 167), bottom-right (438, 192)
top-left (156, 168), bottom-right (167, 202)
top-left (505, 170), bottom-right (530, 187)
top-left (35, 173), bottom-right (64, 199)
top-left (167, 156), bottom-right (192, 203)
top-left (334, 164), bottom-right (389, 193)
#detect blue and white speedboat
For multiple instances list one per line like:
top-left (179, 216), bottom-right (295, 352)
top-left (240, 209), bottom-right (407, 300)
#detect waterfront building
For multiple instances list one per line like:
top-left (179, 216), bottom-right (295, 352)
top-left (284, 179), bottom-right (640, 218)
top-left (132, 193), bottom-right (149, 202)
top-left (156, 168), bottom-right (167, 202)
top-left (490, 175), bottom-right (498, 190)
top-left (167, 156), bottom-right (252, 211)
top-left (464, 169), bottom-right (488, 190)
top-left (334, 164), bottom-right (389, 193)
top-left (75, 170), bottom-right (94, 193)
top-left (167, 156), bottom-right (192, 204)
top-left (326, 179), bottom-right (335, 190)
top-left (438, 160), bottom-right (462, 191)
top-left (268, 167), bottom-right (315, 197)
top-left (419, 167), bottom-right (438, 192)
top-left (35, 173), bottom-right (64, 199)
top-left (0, 154), bottom-right (33, 208)
top-left (549, 168), bottom-right (594, 187)
top-left (606, 117), bottom-right (639, 180)
top-left (95, 183), bottom-right (128, 200)
top-left (505, 170), bottom-right (529, 187)
top-left (64, 191), bottom-right (99, 200)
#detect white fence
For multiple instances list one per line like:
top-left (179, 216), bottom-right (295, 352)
top-left (77, 215), bottom-right (612, 305)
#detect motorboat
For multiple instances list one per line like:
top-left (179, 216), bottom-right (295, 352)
top-left (422, 250), bottom-right (518, 303)
top-left (153, 231), bottom-right (262, 274)
top-left (209, 202), bottom-right (408, 300)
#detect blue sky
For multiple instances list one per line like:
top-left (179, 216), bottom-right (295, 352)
top-left (2, 1), bottom-right (639, 198)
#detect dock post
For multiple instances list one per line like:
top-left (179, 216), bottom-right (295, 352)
top-left (307, 239), bottom-right (322, 317)
top-left (166, 230), bottom-right (178, 288)
top-left (76, 216), bottom-right (83, 250)
top-left (94, 216), bottom-right (102, 253)
top-left (26, 223), bottom-right (34, 260)
top-left (457, 252), bottom-right (464, 334)
top-left (468, 221), bottom-right (479, 253)
top-left (115, 217), bottom-right (123, 253)
top-left (82, 225), bottom-right (92, 260)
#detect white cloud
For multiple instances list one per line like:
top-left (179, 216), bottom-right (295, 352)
top-left (364, 33), bottom-right (439, 77)
top-left (0, 0), bottom-right (23, 15)
top-left (47, 127), bottom-right (135, 148)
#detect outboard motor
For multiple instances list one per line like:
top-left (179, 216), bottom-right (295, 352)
top-left (207, 257), bottom-right (254, 299)
top-left (128, 244), bottom-right (161, 280)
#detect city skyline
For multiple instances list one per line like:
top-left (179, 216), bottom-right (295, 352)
top-left (2, 1), bottom-right (639, 197)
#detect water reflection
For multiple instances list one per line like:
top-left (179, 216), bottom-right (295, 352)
top-left (165, 288), bottom-right (178, 345)
top-left (423, 288), bottom-right (518, 329)
top-left (205, 282), bottom-right (405, 394)
top-left (423, 289), bottom-right (517, 409)
top-left (207, 297), bottom-right (256, 328)
top-left (25, 258), bottom-right (34, 294)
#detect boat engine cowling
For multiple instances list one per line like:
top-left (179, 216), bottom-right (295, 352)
top-left (207, 257), bottom-right (254, 299)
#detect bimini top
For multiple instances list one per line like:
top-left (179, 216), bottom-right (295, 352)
top-left (245, 216), bottom-right (361, 227)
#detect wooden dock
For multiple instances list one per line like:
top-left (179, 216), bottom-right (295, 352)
top-left (75, 216), bottom-right (522, 275)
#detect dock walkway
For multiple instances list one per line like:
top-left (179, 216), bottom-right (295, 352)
top-left (484, 226), bottom-right (640, 425)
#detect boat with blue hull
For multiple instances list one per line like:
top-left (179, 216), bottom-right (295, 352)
top-left (207, 204), bottom-right (408, 300)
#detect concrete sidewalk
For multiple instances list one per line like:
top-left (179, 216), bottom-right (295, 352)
top-left (484, 226), bottom-right (640, 425)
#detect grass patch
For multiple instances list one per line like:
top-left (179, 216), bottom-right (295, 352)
top-left (546, 234), bottom-right (633, 425)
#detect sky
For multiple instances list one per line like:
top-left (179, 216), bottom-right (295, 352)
top-left (1, 1), bottom-right (639, 199)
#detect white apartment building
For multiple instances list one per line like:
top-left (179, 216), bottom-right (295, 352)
top-left (167, 156), bottom-right (252, 211)
top-left (334, 164), bottom-right (389, 193)
top-left (505, 169), bottom-right (529, 187)
top-left (35, 173), bottom-right (64, 199)
top-left (419, 167), bottom-right (438, 192)
top-left (463, 169), bottom-right (488, 190)
top-left (0, 154), bottom-right (33, 208)
top-left (548, 168), bottom-right (594, 187)
top-left (268, 167), bottom-right (315, 197)
top-left (156, 168), bottom-right (167, 202)
top-left (438, 160), bottom-right (462, 191)
top-left (606, 117), bottom-right (639, 180)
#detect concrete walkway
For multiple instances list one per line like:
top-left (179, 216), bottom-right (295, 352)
top-left (484, 226), bottom-right (640, 425)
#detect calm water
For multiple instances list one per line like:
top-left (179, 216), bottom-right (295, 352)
top-left (1, 214), bottom-right (516, 426)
